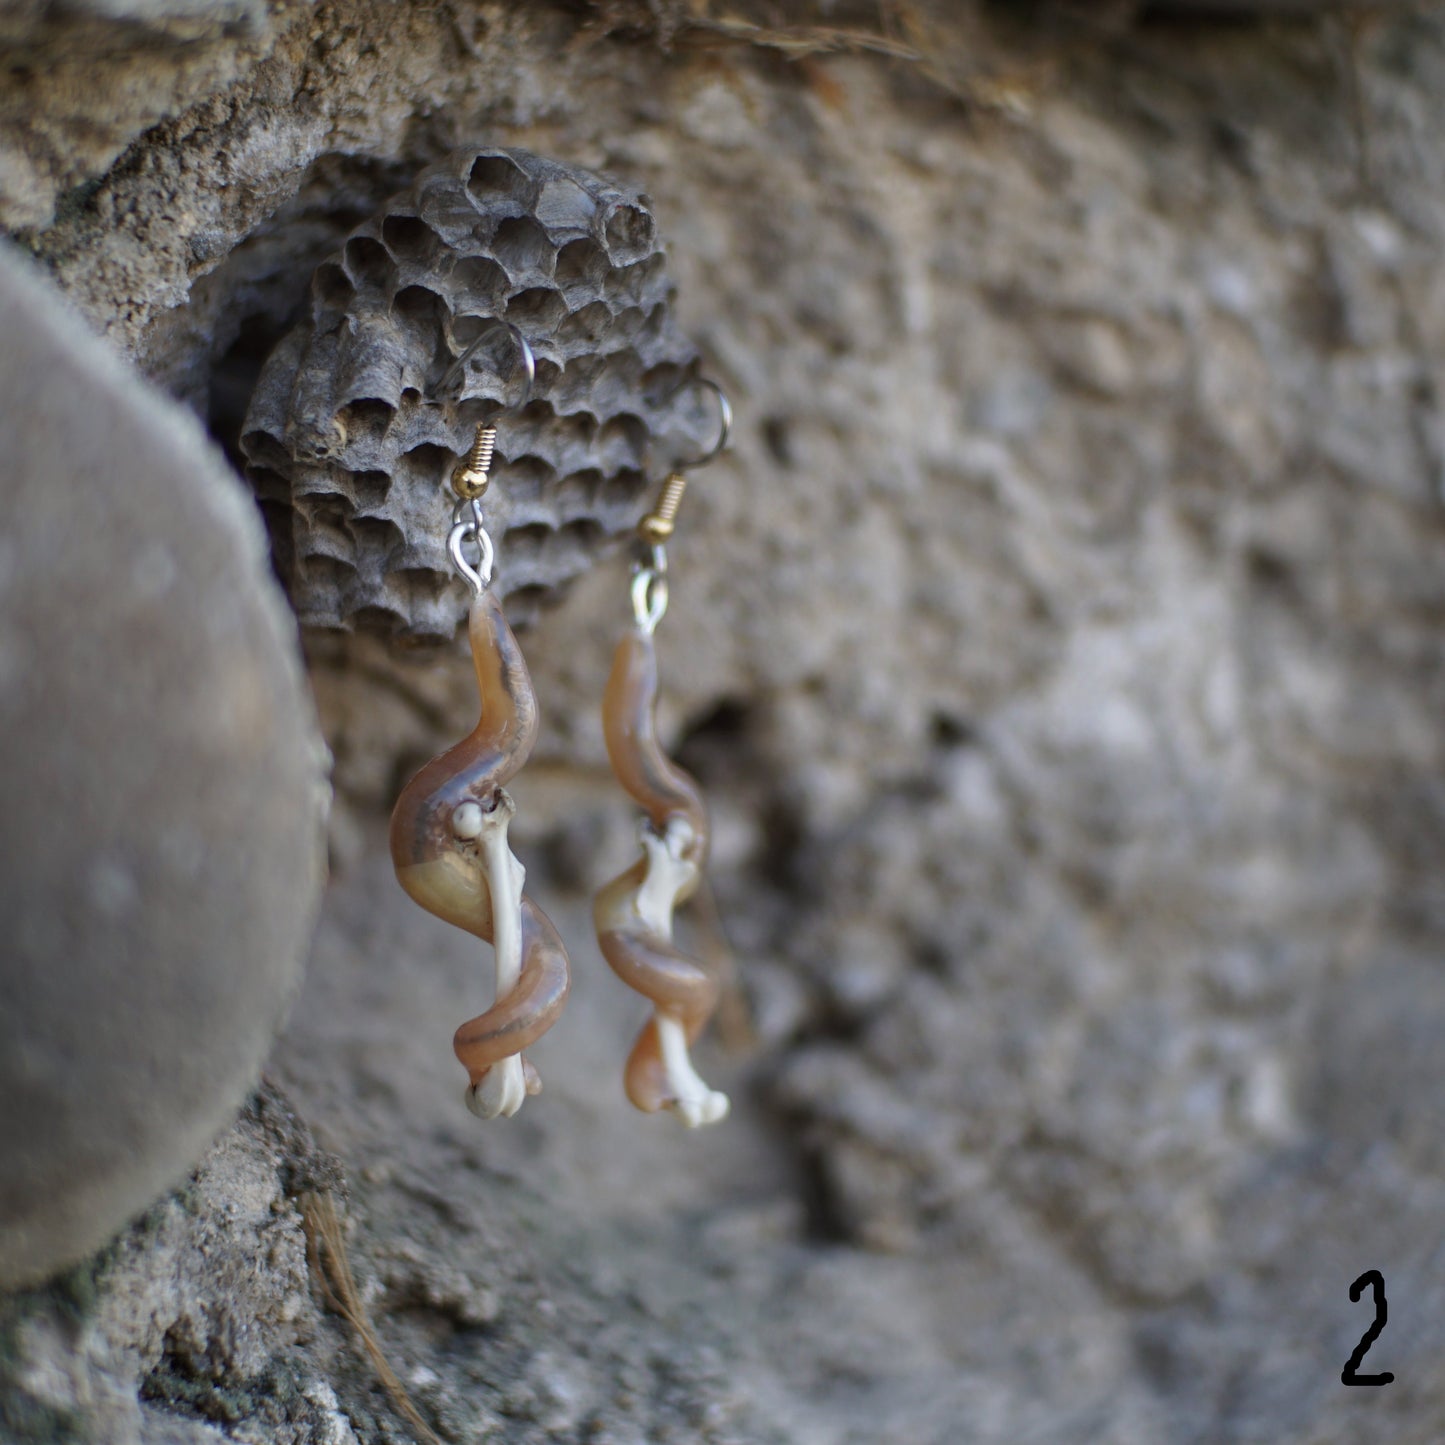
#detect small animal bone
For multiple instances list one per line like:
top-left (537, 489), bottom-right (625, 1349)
top-left (465, 791), bottom-right (530, 1119)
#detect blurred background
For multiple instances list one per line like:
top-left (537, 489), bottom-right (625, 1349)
top-left (3, 2), bottom-right (1444, 1441)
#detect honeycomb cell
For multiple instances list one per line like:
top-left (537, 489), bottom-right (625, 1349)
top-left (610, 305), bottom-right (648, 345)
top-left (555, 238), bottom-right (607, 295)
top-left (337, 322), bottom-right (405, 409)
top-left (639, 360), bottom-right (690, 397)
top-left (598, 414), bottom-right (650, 471)
top-left (467, 152), bottom-right (533, 210)
top-left (337, 398), bottom-right (395, 445)
top-left (350, 469), bottom-right (392, 509)
top-left (348, 515), bottom-right (404, 560)
top-left (240, 430), bottom-right (289, 476)
top-left (451, 255), bottom-right (509, 313)
top-left (532, 356), bottom-right (565, 394)
top-left (557, 300), bottom-right (615, 350)
top-left (492, 216), bottom-right (554, 283)
top-left (391, 401), bottom-right (457, 457)
top-left (553, 468), bottom-right (604, 520)
top-left (351, 603), bottom-right (410, 634)
top-left (504, 286), bottom-right (568, 335)
top-left (381, 214), bottom-right (440, 265)
top-left (391, 284), bottom-right (450, 333)
top-left (535, 175), bottom-right (599, 233)
top-left (399, 442), bottom-right (451, 485)
top-left (298, 555), bottom-right (359, 597)
top-left (495, 453), bottom-right (551, 505)
top-left (555, 517), bottom-right (604, 558)
top-left (603, 203), bottom-right (656, 264)
top-left (344, 235), bottom-right (392, 288)
top-left (416, 172), bottom-right (486, 246)
top-left (614, 254), bottom-right (667, 307)
top-left (292, 463), bottom-right (348, 501)
top-left (598, 469), bottom-right (646, 512)
top-left (312, 261), bottom-right (353, 310)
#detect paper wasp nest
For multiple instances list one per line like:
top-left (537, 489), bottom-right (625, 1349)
top-left (241, 147), bottom-right (704, 640)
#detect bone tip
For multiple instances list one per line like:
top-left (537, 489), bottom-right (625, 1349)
top-left (670, 1088), bottom-right (731, 1129)
top-left (464, 1078), bottom-right (505, 1120)
top-left (465, 1059), bottom-right (530, 1119)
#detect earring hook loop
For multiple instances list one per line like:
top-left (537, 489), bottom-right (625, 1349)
top-left (435, 318), bottom-right (536, 410)
top-left (631, 543), bottom-right (669, 635)
top-left (433, 320), bottom-right (534, 599)
top-left (667, 377), bottom-right (732, 472)
top-left (631, 375), bottom-right (730, 632)
top-left (448, 496), bottom-right (494, 596)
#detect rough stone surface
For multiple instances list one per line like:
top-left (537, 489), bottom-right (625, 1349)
top-left (6, 1), bottom-right (1445, 1442)
top-left (241, 144), bottom-right (706, 640)
top-left (0, 245), bottom-right (328, 1288)
top-left (0, 1087), bottom-right (344, 1445)
top-left (0, 0), bottom-right (291, 231)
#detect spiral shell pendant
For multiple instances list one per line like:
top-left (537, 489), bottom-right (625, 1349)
top-left (390, 590), bottom-right (571, 1118)
top-left (594, 626), bottom-right (729, 1128)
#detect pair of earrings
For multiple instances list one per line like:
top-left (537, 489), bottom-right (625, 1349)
top-left (388, 323), bottom-right (731, 1129)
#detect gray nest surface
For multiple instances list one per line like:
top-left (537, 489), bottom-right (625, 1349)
top-left (242, 146), bottom-right (706, 640)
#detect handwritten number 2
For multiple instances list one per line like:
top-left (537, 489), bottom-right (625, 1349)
top-left (1341, 1269), bottom-right (1395, 1387)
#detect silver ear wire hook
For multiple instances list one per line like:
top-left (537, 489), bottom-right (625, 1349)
top-left (668, 376), bottom-right (732, 472)
top-left (433, 319), bottom-right (536, 597)
top-left (631, 375), bottom-right (731, 633)
top-left (436, 318), bottom-right (536, 409)
top-left (638, 376), bottom-right (731, 547)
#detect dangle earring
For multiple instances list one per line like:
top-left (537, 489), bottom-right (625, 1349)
top-left (593, 380), bottom-right (734, 1128)
top-left (389, 322), bottom-right (571, 1120)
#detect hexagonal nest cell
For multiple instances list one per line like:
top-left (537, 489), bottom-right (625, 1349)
top-left (241, 146), bottom-right (707, 641)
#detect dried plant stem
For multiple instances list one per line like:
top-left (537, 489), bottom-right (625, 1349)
top-left (677, 15), bottom-right (921, 60)
top-left (300, 1191), bottom-right (444, 1445)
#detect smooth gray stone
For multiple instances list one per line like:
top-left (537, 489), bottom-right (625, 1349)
top-left (0, 245), bottom-right (327, 1289)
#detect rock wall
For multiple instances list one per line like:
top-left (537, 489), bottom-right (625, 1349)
top-left (4, 2), bottom-right (1445, 1442)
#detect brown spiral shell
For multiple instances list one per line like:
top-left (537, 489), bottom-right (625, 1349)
top-left (593, 627), bottom-right (721, 1115)
top-left (390, 589), bottom-right (570, 1092)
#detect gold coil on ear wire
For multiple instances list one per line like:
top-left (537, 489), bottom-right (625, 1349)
top-left (638, 472), bottom-right (688, 543)
top-left (451, 423), bottom-right (497, 501)
top-left (636, 376), bottom-right (731, 544)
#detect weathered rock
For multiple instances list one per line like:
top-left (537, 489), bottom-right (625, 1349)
top-left (0, 1078), bottom-right (791, 1445)
top-left (0, 0), bottom-right (288, 232)
top-left (7, 2), bottom-right (1445, 1442)
top-left (0, 1087), bottom-right (345, 1445)
top-left (0, 246), bottom-right (327, 1288)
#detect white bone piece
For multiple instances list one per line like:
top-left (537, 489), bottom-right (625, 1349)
top-left (464, 791), bottom-right (529, 1120)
